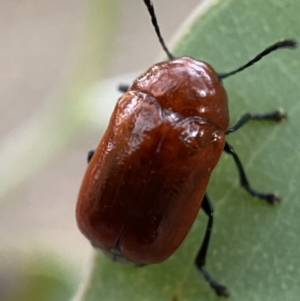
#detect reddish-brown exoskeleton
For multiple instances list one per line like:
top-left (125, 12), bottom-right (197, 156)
top-left (76, 0), bottom-right (296, 296)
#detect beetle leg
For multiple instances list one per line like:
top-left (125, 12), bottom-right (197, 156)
top-left (195, 194), bottom-right (229, 297)
top-left (87, 150), bottom-right (94, 163)
top-left (224, 142), bottom-right (279, 204)
top-left (118, 84), bottom-right (130, 93)
top-left (225, 110), bottom-right (286, 135)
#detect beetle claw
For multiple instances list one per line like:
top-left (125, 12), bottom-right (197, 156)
top-left (271, 109), bottom-right (287, 122)
top-left (199, 267), bottom-right (229, 297)
top-left (261, 193), bottom-right (280, 205)
top-left (213, 284), bottom-right (230, 298)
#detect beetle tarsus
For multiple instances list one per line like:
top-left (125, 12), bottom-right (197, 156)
top-left (226, 109), bottom-right (287, 135)
top-left (248, 188), bottom-right (280, 205)
top-left (199, 268), bottom-right (229, 297)
top-left (224, 142), bottom-right (280, 205)
top-left (87, 150), bottom-right (94, 163)
top-left (118, 84), bottom-right (130, 93)
top-left (249, 109), bottom-right (287, 122)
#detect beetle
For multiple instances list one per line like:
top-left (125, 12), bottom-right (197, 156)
top-left (76, 0), bottom-right (297, 297)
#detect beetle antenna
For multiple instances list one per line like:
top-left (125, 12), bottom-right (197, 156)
top-left (143, 0), bottom-right (174, 60)
top-left (218, 39), bottom-right (297, 80)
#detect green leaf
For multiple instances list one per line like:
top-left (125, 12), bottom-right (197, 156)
top-left (75, 0), bottom-right (300, 300)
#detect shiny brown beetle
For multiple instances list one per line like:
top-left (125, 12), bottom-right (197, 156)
top-left (76, 0), bottom-right (297, 296)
